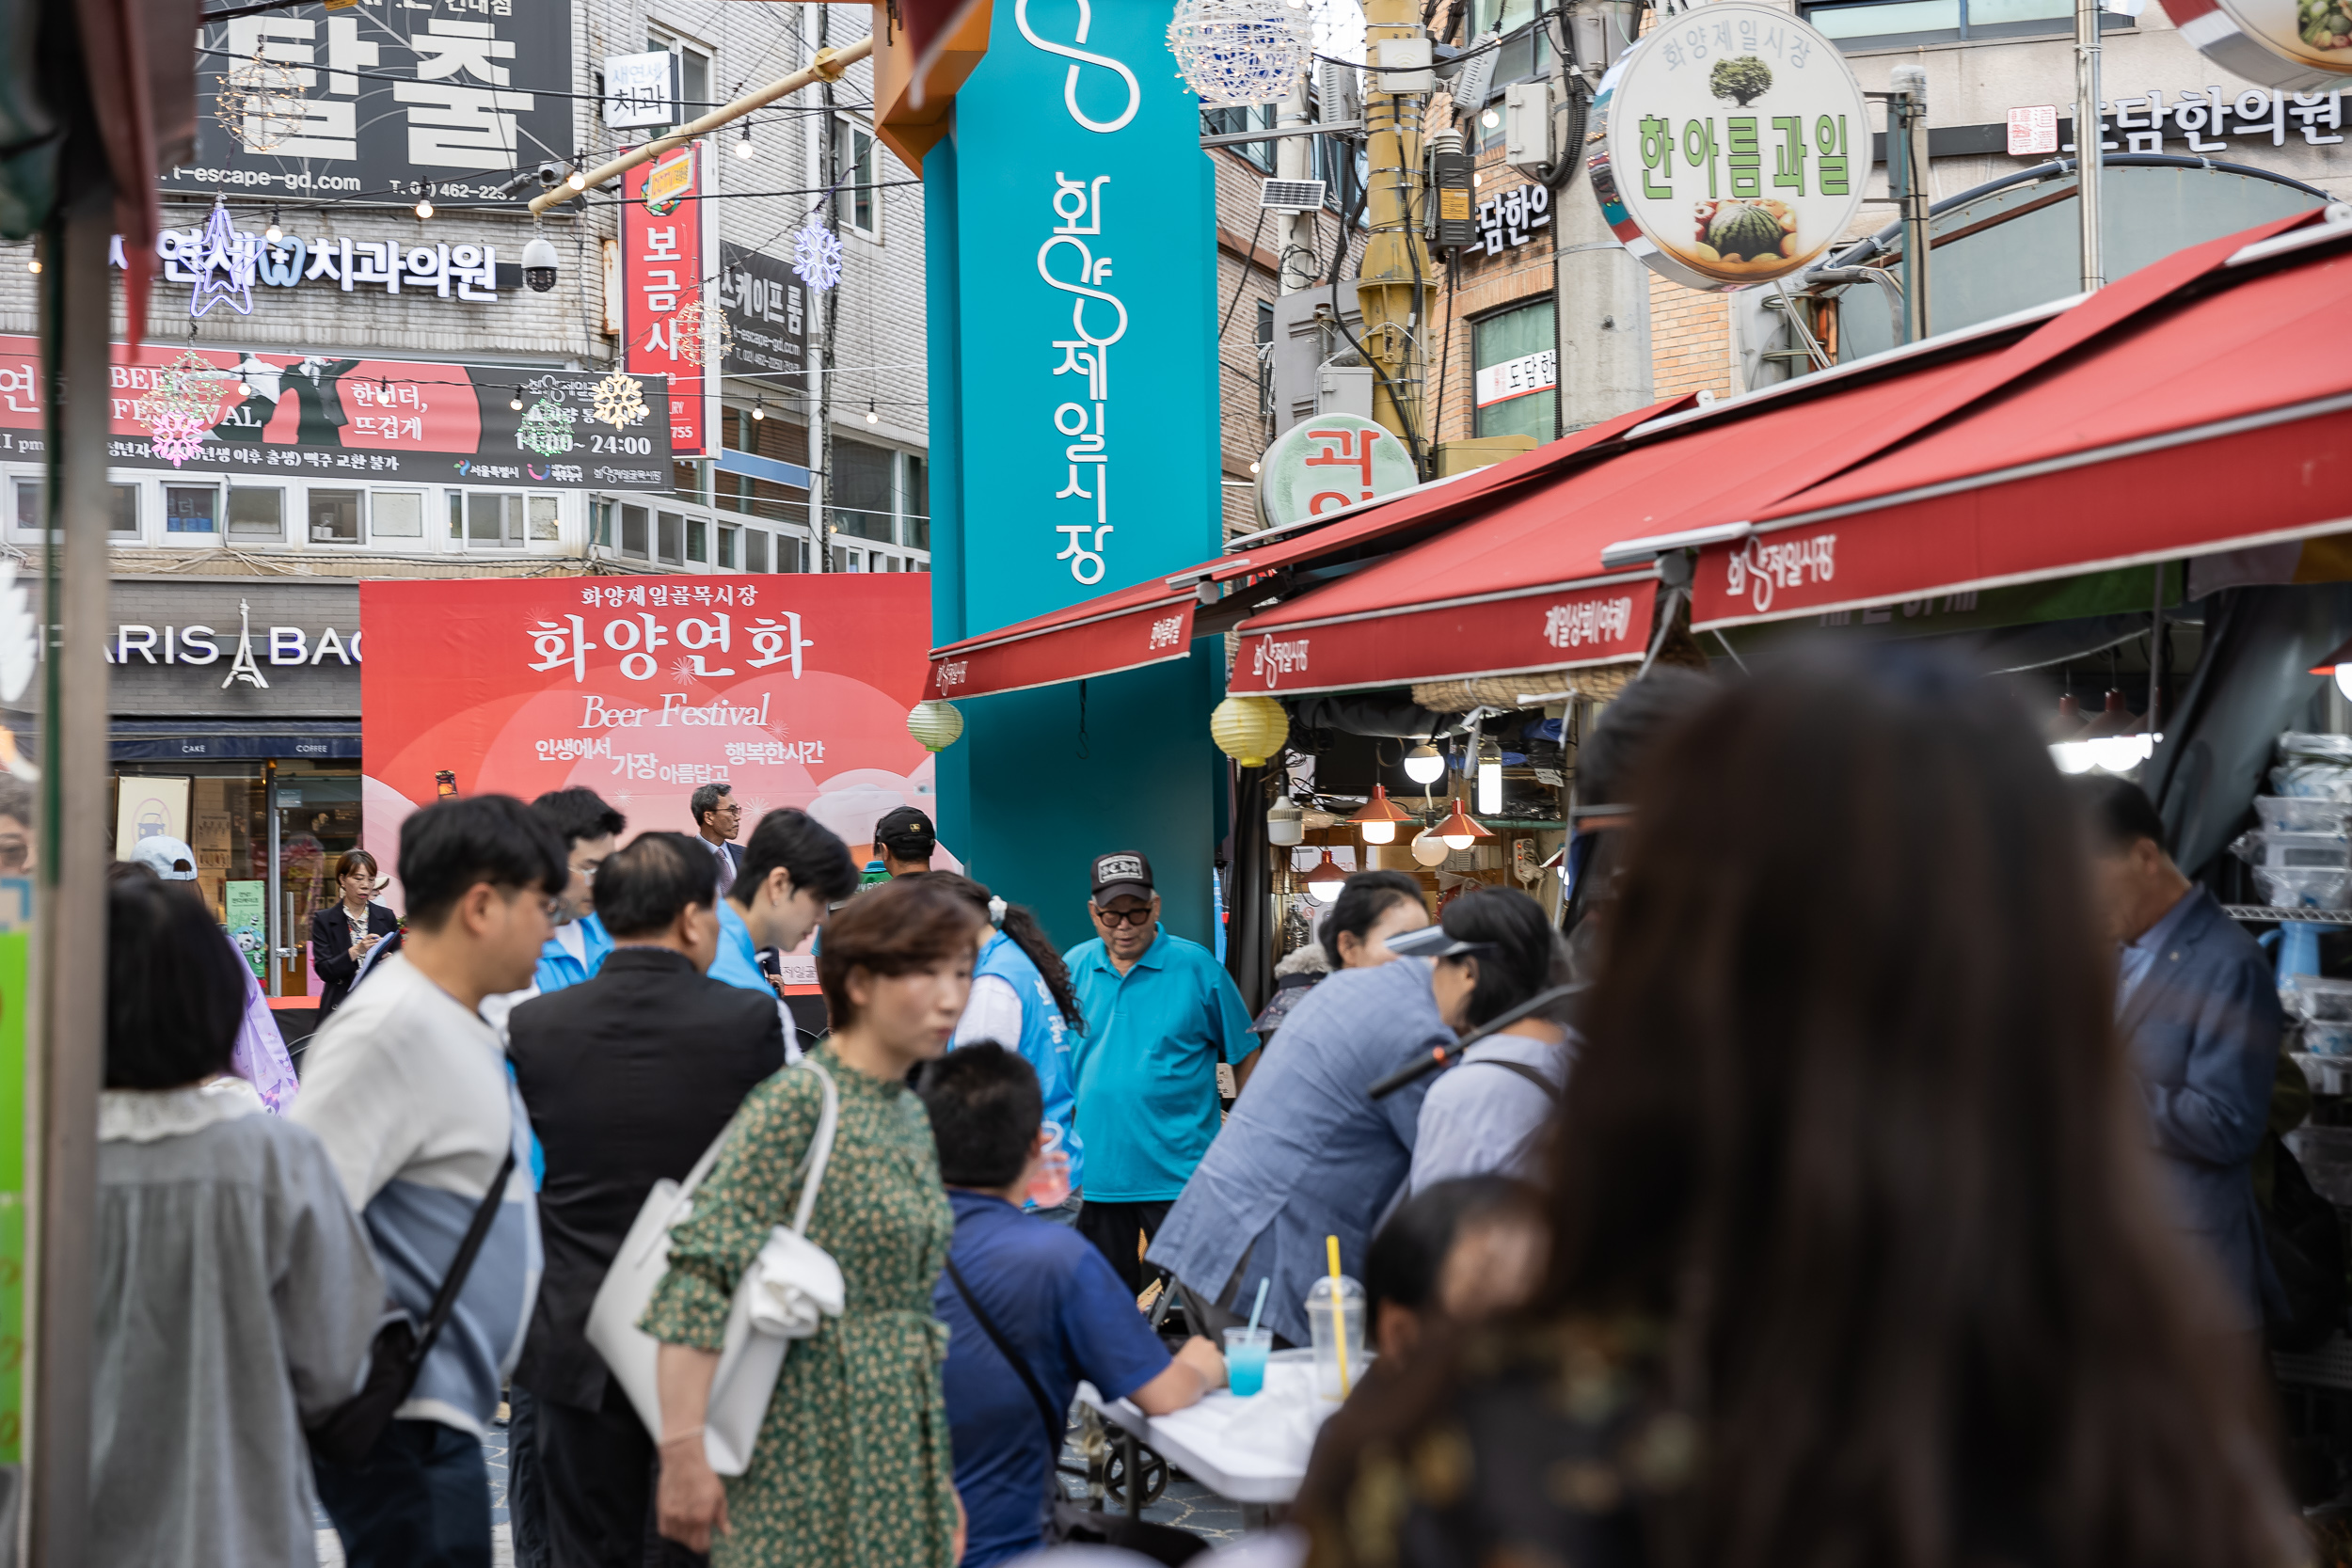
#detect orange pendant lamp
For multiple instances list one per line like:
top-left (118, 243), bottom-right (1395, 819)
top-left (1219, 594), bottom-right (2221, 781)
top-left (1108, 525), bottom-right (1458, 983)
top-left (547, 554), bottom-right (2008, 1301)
top-left (1304, 847), bottom-right (1349, 903)
top-left (1437, 796), bottom-right (1493, 851)
top-left (1347, 784), bottom-right (1413, 845)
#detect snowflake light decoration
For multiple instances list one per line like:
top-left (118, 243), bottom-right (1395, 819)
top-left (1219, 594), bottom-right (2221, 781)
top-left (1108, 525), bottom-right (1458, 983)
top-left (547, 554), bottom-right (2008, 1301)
top-left (515, 397), bottom-right (576, 456)
top-left (667, 298), bottom-right (733, 368)
top-left (1167, 0), bottom-right (1317, 106)
top-left (135, 351), bottom-right (231, 467)
top-left (590, 372), bottom-right (648, 430)
top-left (215, 47), bottom-right (308, 152)
top-left (791, 216), bottom-right (843, 293)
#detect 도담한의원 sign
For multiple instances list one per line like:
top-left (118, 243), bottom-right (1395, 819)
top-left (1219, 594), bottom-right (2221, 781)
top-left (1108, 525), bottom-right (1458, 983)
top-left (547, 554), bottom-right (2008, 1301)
top-left (1589, 3), bottom-right (1869, 293)
top-left (0, 337), bottom-right (671, 489)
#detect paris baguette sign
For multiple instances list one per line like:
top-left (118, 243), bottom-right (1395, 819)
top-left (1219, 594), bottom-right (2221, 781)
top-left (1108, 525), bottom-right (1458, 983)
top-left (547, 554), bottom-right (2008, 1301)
top-left (1589, 3), bottom-right (1869, 293)
top-left (2162, 0), bottom-right (2352, 90)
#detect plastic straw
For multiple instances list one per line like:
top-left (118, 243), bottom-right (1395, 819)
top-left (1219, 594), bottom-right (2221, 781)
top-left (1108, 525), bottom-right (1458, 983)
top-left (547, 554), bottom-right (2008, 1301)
top-left (1247, 1277), bottom-right (1269, 1334)
top-left (1326, 1234), bottom-right (1351, 1399)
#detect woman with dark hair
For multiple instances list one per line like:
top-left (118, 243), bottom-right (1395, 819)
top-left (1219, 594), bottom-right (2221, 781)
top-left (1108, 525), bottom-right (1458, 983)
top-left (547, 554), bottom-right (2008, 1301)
top-left (931, 871), bottom-right (1089, 1216)
top-left (91, 866), bottom-right (382, 1567)
top-left (1295, 649), bottom-right (2302, 1568)
top-left (1249, 869), bottom-right (1431, 1043)
top-left (310, 846), bottom-right (398, 1017)
top-left (645, 876), bottom-right (989, 1567)
top-left (1399, 886), bottom-right (1573, 1194)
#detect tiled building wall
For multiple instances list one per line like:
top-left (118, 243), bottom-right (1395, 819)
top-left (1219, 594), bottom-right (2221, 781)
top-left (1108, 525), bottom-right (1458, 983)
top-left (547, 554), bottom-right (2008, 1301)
top-left (1646, 277), bottom-right (1738, 404)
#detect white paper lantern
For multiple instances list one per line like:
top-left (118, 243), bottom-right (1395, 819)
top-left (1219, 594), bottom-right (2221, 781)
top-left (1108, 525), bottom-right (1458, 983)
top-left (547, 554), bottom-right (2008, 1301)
top-left (907, 699), bottom-right (964, 752)
top-left (1168, 0), bottom-right (1317, 107)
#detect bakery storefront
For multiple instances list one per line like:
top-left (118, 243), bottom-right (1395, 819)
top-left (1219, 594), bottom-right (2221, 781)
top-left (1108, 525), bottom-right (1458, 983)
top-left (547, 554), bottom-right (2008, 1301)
top-left (103, 577), bottom-right (362, 1001)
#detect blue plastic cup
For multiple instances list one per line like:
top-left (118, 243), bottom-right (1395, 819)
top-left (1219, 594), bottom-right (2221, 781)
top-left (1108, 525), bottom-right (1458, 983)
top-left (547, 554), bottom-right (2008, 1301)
top-left (1224, 1326), bottom-right (1272, 1397)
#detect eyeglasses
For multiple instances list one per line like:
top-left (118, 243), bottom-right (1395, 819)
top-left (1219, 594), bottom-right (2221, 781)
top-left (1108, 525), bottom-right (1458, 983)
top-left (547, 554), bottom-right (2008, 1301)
top-left (1093, 905), bottom-right (1154, 927)
top-left (569, 862), bottom-right (599, 879)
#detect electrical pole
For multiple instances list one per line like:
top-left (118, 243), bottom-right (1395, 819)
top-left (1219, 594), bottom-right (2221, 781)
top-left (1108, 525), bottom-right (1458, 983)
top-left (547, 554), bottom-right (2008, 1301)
top-left (1276, 73), bottom-right (1317, 295)
top-left (1889, 64), bottom-right (1931, 341)
top-left (1553, 0), bottom-right (1652, 430)
top-left (808, 2), bottom-right (836, 572)
top-left (1356, 0), bottom-right (1432, 466)
top-left (2074, 0), bottom-right (2105, 290)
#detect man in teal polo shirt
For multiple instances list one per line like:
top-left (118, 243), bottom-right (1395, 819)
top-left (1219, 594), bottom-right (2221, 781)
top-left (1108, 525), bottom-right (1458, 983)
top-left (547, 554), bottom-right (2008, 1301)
top-left (708, 807), bottom-right (861, 1029)
top-left (1065, 851), bottom-right (1257, 1298)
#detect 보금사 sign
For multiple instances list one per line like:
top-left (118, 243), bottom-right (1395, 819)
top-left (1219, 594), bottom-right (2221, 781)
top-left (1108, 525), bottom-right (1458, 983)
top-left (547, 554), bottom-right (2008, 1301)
top-left (1588, 3), bottom-right (1868, 293)
top-left (1255, 414), bottom-right (1419, 531)
top-left (0, 337), bottom-right (671, 488)
top-left (2162, 0), bottom-right (2352, 91)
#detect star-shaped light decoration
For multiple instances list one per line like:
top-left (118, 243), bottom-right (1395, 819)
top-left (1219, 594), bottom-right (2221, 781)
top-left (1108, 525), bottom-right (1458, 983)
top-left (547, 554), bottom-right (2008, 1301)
top-left (791, 215), bottom-right (842, 293)
top-left (189, 198), bottom-right (257, 319)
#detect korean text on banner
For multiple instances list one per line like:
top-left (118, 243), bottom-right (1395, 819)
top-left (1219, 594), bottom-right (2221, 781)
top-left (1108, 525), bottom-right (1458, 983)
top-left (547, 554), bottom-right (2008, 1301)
top-left (623, 142), bottom-right (718, 458)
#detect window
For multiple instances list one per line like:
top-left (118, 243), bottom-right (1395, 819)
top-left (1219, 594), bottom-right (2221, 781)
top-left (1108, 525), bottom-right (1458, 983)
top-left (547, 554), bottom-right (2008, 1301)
top-left (309, 488), bottom-right (363, 544)
top-left (529, 495), bottom-right (560, 542)
top-left (672, 460), bottom-right (705, 505)
top-left (620, 503), bottom-right (649, 559)
top-left (373, 491), bottom-right (423, 539)
top-left (1803, 0), bottom-right (2118, 44)
top-left (226, 487), bottom-right (282, 539)
top-left (744, 529), bottom-right (769, 573)
top-left (657, 511), bottom-right (683, 564)
top-left (832, 438), bottom-right (894, 542)
top-left (10, 478), bottom-right (42, 536)
top-left (450, 491), bottom-right (523, 547)
top-left (686, 516), bottom-right (708, 563)
top-left (110, 483), bottom-right (139, 536)
top-left (1470, 0), bottom-right (1540, 29)
top-left (166, 485), bottom-right (219, 535)
top-left (1473, 300), bottom-right (1557, 444)
top-left (902, 454), bottom-right (929, 551)
top-left (717, 525), bottom-right (738, 568)
top-left (834, 545), bottom-right (861, 572)
top-left (834, 118), bottom-right (880, 238)
top-left (649, 30), bottom-right (711, 124)
top-left (1202, 103), bottom-right (1276, 173)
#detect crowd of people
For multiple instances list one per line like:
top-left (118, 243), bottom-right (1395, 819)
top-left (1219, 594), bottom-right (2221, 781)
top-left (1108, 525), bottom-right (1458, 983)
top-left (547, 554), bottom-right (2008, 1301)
top-left (83, 642), bottom-right (2317, 1568)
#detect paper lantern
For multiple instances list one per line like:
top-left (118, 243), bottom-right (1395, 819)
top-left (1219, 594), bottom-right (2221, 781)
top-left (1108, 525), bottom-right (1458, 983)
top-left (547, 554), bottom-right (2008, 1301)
top-left (1211, 694), bottom-right (1290, 768)
top-left (907, 699), bottom-right (964, 752)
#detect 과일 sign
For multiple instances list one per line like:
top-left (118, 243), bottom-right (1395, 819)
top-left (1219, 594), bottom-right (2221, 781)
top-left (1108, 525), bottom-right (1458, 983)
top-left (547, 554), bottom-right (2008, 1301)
top-left (1588, 4), bottom-right (1869, 293)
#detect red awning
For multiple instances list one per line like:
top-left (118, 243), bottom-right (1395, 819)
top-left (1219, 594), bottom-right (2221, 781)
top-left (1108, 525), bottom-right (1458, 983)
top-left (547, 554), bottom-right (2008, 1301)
top-left (922, 396), bottom-right (1693, 700)
top-left (1687, 211), bottom-right (2352, 628)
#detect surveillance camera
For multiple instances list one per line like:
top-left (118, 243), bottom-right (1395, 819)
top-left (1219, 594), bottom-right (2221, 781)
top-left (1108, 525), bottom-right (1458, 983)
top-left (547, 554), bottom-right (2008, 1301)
top-left (535, 161), bottom-right (564, 189)
top-left (521, 235), bottom-right (560, 293)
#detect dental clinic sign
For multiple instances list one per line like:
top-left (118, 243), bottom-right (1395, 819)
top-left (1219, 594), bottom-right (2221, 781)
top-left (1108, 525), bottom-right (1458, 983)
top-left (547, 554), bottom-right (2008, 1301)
top-left (933, 0), bottom-right (1220, 624)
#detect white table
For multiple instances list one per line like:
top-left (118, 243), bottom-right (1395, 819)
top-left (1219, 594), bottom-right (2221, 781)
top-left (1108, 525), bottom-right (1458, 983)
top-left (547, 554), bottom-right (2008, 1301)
top-left (1074, 1349), bottom-right (1338, 1512)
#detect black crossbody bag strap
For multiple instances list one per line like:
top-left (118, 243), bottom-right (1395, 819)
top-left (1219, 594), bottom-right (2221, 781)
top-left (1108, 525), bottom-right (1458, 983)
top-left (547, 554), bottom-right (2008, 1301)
top-left (944, 1253), bottom-right (1065, 1455)
top-left (1470, 1056), bottom-right (1562, 1100)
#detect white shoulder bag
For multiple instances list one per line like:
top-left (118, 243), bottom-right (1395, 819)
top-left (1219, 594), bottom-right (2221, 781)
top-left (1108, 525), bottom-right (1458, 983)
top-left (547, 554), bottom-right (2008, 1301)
top-left (587, 1060), bottom-right (847, 1476)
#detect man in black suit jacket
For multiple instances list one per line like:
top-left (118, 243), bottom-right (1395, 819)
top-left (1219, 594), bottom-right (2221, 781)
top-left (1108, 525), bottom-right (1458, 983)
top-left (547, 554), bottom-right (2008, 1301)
top-left (689, 781), bottom-right (745, 899)
top-left (507, 831), bottom-right (784, 1567)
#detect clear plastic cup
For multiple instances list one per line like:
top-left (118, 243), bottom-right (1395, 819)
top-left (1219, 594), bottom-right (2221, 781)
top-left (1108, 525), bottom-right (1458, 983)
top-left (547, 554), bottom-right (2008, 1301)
top-left (1223, 1326), bottom-right (1272, 1397)
top-left (1305, 1275), bottom-right (1365, 1402)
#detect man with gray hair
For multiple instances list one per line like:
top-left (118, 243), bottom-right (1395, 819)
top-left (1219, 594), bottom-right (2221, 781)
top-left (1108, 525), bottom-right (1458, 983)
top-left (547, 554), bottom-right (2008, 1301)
top-left (688, 782), bottom-right (743, 899)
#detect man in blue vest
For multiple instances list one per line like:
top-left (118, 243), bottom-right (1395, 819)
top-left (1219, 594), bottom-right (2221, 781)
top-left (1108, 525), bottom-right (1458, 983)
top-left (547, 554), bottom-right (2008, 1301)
top-left (707, 806), bottom-right (861, 1022)
top-left (1064, 851), bottom-right (1256, 1297)
top-left (529, 787), bottom-right (624, 994)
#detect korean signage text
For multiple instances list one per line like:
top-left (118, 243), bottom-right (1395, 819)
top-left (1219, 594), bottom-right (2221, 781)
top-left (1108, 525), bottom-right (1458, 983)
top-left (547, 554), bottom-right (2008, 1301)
top-left (623, 143), bottom-right (715, 458)
top-left (720, 242), bottom-right (809, 387)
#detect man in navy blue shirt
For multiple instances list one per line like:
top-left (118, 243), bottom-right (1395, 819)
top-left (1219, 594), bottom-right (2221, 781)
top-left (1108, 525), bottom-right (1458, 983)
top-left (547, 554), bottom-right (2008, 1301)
top-left (920, 1043), bottom-right (1227, 1568)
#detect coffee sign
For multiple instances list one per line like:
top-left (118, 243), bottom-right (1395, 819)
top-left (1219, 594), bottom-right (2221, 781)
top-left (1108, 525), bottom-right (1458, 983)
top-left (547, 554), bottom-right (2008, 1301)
top-left (2163, 0), bottom-right (2352, 91)
top-left (1589, 4), bottom-right (1868, 293)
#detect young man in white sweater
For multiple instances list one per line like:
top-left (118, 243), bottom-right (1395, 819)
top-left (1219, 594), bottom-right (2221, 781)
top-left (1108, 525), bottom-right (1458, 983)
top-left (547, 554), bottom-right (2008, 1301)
top-left (294, 794), bottom-right (568, 1568)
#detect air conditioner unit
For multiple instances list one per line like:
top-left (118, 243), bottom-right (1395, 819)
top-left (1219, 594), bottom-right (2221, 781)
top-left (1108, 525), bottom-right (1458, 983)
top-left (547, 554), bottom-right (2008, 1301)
top-left (1261, 178), bottom-right (1328, 213)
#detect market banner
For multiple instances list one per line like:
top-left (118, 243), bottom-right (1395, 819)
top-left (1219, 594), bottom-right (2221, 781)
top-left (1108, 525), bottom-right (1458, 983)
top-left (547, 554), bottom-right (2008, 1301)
top-left (926, 592), bottom-right (1195, 701)
top-left (1233, 578), bottom-right (1664, 697)
top-left (359, 575), bottom-right (937, 924)
top-left (0, 337), bottom-right (671, 489)
top-left (182, 0), bottom-right (575, 208)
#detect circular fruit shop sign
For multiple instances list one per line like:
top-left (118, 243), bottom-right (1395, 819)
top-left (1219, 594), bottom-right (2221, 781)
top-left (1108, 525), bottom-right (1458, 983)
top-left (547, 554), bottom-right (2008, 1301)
top-left (2160, 0), bottom-right (2352, 91)
top-left (1589, 4), bottom-right (1868, 293)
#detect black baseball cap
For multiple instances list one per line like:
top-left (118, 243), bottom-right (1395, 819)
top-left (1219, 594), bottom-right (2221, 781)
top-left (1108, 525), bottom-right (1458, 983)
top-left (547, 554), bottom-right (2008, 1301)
top-left (1090, 851), bottom-right (1154, 906)
top-left (875, 806), bottom-right (936, 861)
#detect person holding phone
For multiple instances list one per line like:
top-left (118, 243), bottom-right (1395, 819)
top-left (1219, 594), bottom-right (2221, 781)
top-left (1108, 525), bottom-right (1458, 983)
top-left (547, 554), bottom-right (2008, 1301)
top-left (311, 848), bottom-right (399, 1019)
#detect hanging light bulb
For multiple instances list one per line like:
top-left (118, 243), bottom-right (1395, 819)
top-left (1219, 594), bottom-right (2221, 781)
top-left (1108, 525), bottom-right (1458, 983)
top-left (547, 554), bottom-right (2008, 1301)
top-left (1305, 848), bottom-right (1348, 904)
top-left (1437, 797), bottom-right (1493, 852)
top-left (24, 256), bottom-right (38, 275)
top-left (1248, 460), bottom-right (1261, 474)
top-left (1403, 742), bottom-right (1446, 786)
top-left (234, 377), bottom-right (250, 396)
top-left (1476, 738), bottom-right (1503, 816)
top-left (414, 184), bottom-right (435, 220)
top-left (566, 168), bottom-right (588, 191)
top-left (1266, 798), bottom-right (1305, 847)
top-left (751, 397), bottom-right (766, 421)
top-left (866, 400), bottom-right (880, 424)
top-left (263, 207), bottom-right (282, 244)
top-left (1348, 785), bottom-right (1412, 847)
top-left (1410, 827), bottom-right (1452, 867)
top-left (735, 122), bottom-right (756, 159)
top-left (509, 388), bottom-right (525, 411)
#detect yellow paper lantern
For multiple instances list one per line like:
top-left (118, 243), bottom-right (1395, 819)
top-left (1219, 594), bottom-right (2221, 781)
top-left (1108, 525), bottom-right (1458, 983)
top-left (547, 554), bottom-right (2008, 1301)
top-left (907, 699), bottom-right (964, 752)
top-left (1210, 694), bottom-right (1289, 768)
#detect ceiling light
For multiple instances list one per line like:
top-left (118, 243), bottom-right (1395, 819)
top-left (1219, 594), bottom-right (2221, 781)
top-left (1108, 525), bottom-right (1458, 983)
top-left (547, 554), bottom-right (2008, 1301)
top-left (1266, 798), bottom-right (1304, 847)
top-left (1437, 796), bottom-right (1492, 851)
top-left (1403, 742), bottom-right (1445, 785)
top-left (1305, 848), bottom-right (1348, 904)
top-left (1476, 738), bottom-right (1503, 815)
top-left (1348, 784), bottom-right (1412, 846)
top-left (1410, 827), bottom-right (1451, 867)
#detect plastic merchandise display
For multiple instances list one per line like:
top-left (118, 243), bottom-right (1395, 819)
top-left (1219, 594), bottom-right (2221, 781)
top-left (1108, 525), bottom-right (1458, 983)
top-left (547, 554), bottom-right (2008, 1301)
top-left (2253, 867), bottom-right (2352, 911)
top-left (2304, 1021), bottom-right (2352, 1057)
top-left (2257, 796), bottom-right (2352, 833)
top-left (2232, 831), bottom-right (2352, 869)
top-left (2272, 731), bottom-right (2352, 800)
top-left (2285, 974), bottom-right (2352, 1022)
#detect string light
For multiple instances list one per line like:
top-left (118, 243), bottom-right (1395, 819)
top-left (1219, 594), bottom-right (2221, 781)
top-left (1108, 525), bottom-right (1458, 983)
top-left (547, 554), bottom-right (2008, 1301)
top-left (263, 208), bottom-right (282, 244)
top-left (414, 184), bottom-right (435, 220)
top-left (509, 388), bottom-right (525, 411)
top-left (566, 169), bottom-right (587, 191)
top-left (866, 400), bottom-right (879, 423)
top-left (750, 397), bottom-right (766, 421)
top-left (24, 257), bottom-right (37, 275)
top-left (736, 123), bottom-right (755, 160)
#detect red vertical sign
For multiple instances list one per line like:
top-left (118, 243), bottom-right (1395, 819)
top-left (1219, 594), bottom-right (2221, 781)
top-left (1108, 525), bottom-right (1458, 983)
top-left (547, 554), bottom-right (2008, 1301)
top-left (622, 144), bottom-right (709, 458)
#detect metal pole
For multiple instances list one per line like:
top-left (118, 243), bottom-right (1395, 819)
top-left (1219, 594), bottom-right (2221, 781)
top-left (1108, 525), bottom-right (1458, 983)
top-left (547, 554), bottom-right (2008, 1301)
top-left (526, 36), bottom-right (871, 215)
top-left (1356, 0), bottom-right (1431, 465)
top-left (1275, 73), bottom-right (1315, 294)
top-left (26, 167), bottom-right (111, 1568)
top-left (811, 7), bottom-right (837, 574)
top-left (1892, 65), bottom-right (1931, 341)
top-left (2074, 0), bottom-right (2104, 290)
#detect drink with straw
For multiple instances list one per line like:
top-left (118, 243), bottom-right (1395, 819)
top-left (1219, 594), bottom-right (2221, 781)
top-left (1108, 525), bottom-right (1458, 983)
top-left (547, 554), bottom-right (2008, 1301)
top-left (1225, 1278), bottom-right (1273, 1397)
top-left (1307, 1236), bottom-right (1364, 1402)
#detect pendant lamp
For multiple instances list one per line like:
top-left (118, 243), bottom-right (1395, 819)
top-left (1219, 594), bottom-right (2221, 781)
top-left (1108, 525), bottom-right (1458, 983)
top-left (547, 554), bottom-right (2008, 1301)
top-left (1347, 784), bottom-right (1412, 846)
top-left (1402, 743), bottom-right (1446, 785)
top-left (1266, 798), bottom-right (1305, 847)
top-left (1437, 796), bottom-right (1493, 852)
top-left (1304, 848), bottom-right (1348, 903)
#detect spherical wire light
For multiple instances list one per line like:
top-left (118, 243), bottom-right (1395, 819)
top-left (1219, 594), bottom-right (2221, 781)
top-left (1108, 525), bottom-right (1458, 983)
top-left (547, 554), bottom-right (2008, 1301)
top-left (216, 47), bottom-right (308, 152)
top-left (1167, 0), bottom-right (1317, 106)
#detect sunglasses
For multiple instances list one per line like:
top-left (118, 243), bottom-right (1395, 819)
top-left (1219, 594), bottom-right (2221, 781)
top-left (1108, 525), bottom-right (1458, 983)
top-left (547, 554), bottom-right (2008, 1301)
top-left (1093, 905), bottom-right (1154, 927)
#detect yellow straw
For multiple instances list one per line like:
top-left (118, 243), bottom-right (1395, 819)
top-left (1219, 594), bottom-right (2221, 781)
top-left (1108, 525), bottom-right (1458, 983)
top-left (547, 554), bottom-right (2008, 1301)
top-left (1326, 1233), bottom-right (1352, 1399)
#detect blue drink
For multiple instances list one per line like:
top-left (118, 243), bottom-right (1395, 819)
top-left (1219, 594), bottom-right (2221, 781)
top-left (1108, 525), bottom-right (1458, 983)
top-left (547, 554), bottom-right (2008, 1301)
top-left (1224, 1326), bottom-right (1272, 1397)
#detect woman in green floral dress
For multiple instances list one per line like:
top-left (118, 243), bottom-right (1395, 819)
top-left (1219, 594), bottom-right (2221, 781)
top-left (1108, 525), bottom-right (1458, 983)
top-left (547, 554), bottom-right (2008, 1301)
top-left (644, 877), bottom-right (987, 1567)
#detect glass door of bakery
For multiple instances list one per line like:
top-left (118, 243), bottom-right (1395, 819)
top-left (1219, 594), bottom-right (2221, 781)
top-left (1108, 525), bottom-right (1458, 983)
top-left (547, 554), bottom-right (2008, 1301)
top-left (266, 765), bottom-right (362, 998)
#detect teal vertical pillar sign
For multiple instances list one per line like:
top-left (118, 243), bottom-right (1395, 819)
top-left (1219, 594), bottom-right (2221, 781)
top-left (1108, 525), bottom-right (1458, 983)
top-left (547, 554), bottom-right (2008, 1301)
top-left (927, 0), bottom-right (1225, 948)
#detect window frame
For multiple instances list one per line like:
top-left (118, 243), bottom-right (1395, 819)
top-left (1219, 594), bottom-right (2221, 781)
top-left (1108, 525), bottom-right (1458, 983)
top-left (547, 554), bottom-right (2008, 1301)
top-left (373, 489), bottom-right (425, 543)
top-left (1470, 298), bottom-right (1559, 444)
top-left (1800, 0), bottom-right (2130, 47)
top-left (306, 486), bottom-right (366, 546)
top-left (162, 482), bottom-right (223, 543)
top-left (834, 115), bottom-right (881, 240)
top-left (647, 28), bottom-right (713, 127)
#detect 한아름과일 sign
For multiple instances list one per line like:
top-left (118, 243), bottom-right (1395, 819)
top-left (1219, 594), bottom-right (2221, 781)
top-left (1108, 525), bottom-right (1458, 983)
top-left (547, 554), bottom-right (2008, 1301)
top-left (1588, 5), bottom-right (1868, 293)
top-left (2161, 0), bottom-right (2352, 92)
